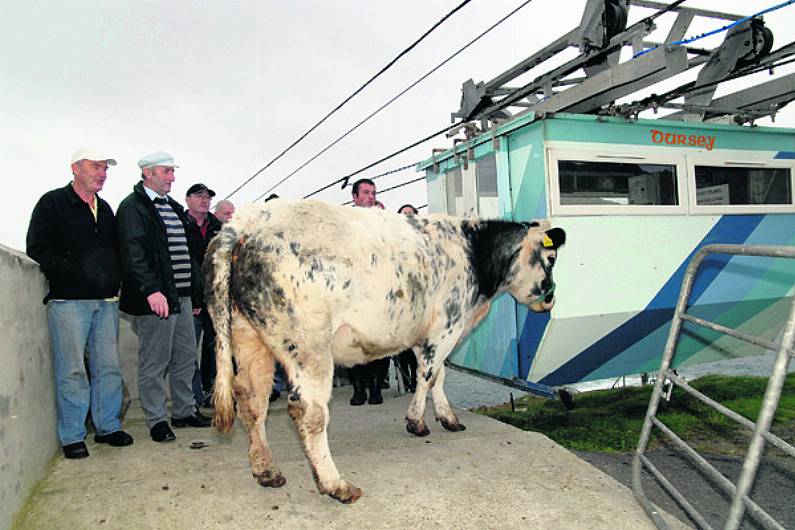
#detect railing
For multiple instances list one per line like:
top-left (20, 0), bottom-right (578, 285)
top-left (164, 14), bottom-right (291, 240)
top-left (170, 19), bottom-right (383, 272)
top-left (632, 244), bottom-right (795, 530)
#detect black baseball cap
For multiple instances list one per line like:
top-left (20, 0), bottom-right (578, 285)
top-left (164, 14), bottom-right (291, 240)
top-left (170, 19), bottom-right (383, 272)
top-left (186, 183), bottom-right (216, 197)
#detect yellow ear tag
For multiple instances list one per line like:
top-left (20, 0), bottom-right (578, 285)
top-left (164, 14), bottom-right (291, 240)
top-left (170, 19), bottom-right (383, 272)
top-left (542, 234), bottom-right (553, 248)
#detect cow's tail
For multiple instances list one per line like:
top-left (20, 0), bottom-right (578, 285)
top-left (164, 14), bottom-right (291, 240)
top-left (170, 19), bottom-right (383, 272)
top-left (203, 224), bottom-right (239, 434)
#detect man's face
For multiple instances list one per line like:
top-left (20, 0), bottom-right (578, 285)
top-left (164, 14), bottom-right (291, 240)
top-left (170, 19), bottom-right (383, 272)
top-left (186, 191), bottom-right (211, 217)
top-left (353, 183), bottom-right (376, 208)
top-left (143, 166), bottom-right (176, 196)
top-left (72, 160), bottom-right (109, 193)
top-left (215, 203), bottom-right (235, 223)
top-left (399, 206), bottom-right (417, 215)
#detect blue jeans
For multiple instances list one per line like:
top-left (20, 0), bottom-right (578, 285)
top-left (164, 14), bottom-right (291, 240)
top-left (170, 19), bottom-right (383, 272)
top-left (48, 300), bottom-right (123, 446)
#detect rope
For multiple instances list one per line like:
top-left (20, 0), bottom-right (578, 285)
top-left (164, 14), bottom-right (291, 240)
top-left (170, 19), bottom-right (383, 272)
top-left (634, 0), bottom-right (794, 58)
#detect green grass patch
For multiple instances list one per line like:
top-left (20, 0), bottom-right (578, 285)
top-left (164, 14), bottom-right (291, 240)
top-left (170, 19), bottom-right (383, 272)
top-left (477, 373), bottom-right (795, 454)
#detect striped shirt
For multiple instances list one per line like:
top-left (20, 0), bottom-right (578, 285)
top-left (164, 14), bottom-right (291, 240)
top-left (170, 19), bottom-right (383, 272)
top-left (153, 198), bottom-right (192, 293)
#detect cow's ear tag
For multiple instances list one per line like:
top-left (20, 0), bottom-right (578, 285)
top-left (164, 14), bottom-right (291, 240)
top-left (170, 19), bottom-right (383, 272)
top-left (543, 228), bottom-right (566, 249)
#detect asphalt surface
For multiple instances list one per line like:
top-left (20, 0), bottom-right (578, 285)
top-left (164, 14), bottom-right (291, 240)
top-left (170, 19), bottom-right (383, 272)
top-left (442, 366), bottom-right (795, 530)
top-left (577, 449), bottom-right (795, 530)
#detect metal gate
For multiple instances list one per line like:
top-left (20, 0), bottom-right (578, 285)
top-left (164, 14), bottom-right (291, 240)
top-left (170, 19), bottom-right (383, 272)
top-left (632, 244), bottom-right (795, 530)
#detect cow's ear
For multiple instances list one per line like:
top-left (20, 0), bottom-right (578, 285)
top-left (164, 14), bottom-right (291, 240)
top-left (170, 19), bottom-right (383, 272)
top-left (542, 227), bottom-right (566, 249)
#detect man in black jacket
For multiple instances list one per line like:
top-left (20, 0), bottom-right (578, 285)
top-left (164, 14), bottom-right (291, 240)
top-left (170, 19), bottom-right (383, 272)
top-left (116, 151), bottom-right (211, 443)
top-left (183, 183), bottom-right (222, 408)
top-left (26, 147), bottom-right (133, 459)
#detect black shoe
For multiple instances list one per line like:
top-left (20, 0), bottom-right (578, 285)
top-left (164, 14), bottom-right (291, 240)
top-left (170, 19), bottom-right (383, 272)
top-left (368, 386), bottom-right (383, 405)
top-left (201, 390), bottom-right (214, 408)
top-left (94, 430), bottom-right (134, 447)
top-left (171, 411), bottom-right (212, 428)
top-left (150, 421), bottom-right (176, 442)
top-left (63, 441), bottom-right (89, 459)
top-left (349, 386), bottom-right (367, 406)
top-left (269, 389), bottom-right (281, 402)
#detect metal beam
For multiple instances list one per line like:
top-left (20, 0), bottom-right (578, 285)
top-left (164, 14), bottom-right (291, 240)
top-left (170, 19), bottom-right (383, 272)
top-left (666, 73), bottom-right (795, 121)
top-left (536, 45), bottom-right (688, 114)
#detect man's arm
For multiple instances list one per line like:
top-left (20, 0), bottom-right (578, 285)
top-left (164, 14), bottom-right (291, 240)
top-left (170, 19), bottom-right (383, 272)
top-left (26, 194), bottom-right (77, 281)
top-left (116, 202), bottom-right (162, 300)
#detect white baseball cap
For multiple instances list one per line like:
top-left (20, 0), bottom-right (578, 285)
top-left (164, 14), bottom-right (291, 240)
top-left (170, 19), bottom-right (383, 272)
top-left (70, 147), bottom-right (117, 166)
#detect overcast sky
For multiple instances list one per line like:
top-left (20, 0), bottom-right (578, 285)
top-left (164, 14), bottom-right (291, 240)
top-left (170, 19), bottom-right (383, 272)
top-left (2, 0), bottom-right (794, 250)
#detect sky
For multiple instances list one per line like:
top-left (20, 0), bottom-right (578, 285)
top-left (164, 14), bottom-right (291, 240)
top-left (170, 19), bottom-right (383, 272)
top-left (2, 0), bottom-right (794, 251)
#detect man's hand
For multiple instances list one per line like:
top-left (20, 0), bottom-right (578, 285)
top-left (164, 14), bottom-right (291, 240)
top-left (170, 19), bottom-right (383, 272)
top-left (192, 307), bottom-right (202, 316)
top-left (147, 292), bottom-right (169, 318)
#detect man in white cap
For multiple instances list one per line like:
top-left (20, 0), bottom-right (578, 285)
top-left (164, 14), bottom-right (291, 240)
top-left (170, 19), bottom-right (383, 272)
top-left (26, 148), bottom-right (133, 459)
top-left (116, 151), bottom-right (211, 443)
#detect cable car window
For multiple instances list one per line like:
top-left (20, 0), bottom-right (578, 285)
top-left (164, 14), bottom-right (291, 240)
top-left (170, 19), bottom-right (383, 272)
top-left (445, 167), bottom-right (463, 215)
top-left (695, 166), bottom-right (792, 205)
top-left (558, 160), bottom-right (678, 206)
top-left (476, 154), bottom-right (499, 218)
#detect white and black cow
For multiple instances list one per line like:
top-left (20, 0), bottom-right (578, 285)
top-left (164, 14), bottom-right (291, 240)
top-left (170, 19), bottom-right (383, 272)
top-left (204, 200), bottom-right (565, 503)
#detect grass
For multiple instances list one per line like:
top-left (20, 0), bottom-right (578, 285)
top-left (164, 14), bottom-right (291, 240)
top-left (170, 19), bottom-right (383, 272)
top-left (476, 373), bottom-right (795, 455)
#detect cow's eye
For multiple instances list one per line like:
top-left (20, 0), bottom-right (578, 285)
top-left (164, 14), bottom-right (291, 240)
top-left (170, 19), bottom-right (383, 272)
top-left (548, 255), bottom-right (556, 266)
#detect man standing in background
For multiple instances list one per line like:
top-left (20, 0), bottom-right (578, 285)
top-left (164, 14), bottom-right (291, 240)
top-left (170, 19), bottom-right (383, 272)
top-left (348, 178), bottom-right (390, 406)
top-left (213, 199), bottom-right (235, 223)
top-left (26, 148), bottom-right (133, 459)
top-left (184, 183), bottom-right (222, 407)
top-left (116, 151), bottom-right (211, 443)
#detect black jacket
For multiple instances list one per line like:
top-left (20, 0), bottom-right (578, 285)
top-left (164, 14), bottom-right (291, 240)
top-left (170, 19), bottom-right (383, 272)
top-left (184, 211), bottom-right (223, 308)
top-left (184, 211), bottom-right (223, 265)
top-left (26, 183), bottom-right (121, 303)
top-left (116, 181), bottom-right (202, 316)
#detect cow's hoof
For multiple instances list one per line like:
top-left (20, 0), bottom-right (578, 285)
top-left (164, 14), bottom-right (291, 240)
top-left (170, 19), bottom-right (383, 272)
top-left (256, 469), bottom-right (287, 488)
top-left (440, 418), bottom-right (466, 432)
top-left (326, 481), bottom-right (363, 504)
top-left (406, 419), bottom-right (430, 437)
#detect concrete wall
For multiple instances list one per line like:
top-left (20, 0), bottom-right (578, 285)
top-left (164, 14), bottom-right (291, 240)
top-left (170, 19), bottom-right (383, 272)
top-left (0, 245), bottom-right (58, 530)
top-left (0, 245), bottom-right (143, 530)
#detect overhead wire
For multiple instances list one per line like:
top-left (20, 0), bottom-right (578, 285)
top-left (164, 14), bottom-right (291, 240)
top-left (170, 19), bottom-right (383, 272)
top-left (301, 162), bottom-right (418, 200)
top-left (223, 0), bottom-right (474, 201)
top-left (258, 0), bottom-right (536, 201)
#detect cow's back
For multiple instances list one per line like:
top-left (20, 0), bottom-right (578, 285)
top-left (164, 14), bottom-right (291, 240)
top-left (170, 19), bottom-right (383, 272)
top-left (227, 201), bottom-right (469, 358)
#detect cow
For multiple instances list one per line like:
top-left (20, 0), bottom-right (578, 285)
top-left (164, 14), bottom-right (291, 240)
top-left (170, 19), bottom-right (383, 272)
top-left (204, 200), bottom-right (565, 504)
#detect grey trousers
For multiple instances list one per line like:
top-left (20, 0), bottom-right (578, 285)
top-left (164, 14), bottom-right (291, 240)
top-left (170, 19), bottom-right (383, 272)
top-left (132, 297), bottom-right (197, 428)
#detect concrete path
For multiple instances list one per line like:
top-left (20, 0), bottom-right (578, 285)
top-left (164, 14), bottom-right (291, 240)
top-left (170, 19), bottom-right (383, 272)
top-left (12, 389), bottom-right (686, 530)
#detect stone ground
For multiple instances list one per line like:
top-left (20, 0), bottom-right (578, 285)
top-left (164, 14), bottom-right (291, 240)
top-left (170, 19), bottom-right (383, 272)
top-left (13, 381), bottom-right (685, 530)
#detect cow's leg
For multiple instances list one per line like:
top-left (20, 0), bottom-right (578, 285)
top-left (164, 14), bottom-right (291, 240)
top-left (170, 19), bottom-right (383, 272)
top-left (405, 346), bottom-right (432, 436)
top-left (232, 319), bottom-right (285, 488)
top-left (430, 365), bottom-right (465, 432)
top-left (285, 352), bottom-right (363, 504)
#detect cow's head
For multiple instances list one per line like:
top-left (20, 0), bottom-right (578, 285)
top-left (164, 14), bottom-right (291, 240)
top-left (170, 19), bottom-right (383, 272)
top-left (506, 222), bottom-right (566, 312)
